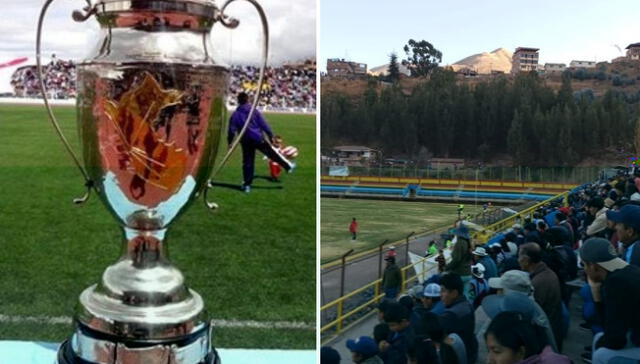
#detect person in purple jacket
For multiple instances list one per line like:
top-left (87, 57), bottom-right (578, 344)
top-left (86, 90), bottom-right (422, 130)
top-left (227, 92), bottom-right (294, 192)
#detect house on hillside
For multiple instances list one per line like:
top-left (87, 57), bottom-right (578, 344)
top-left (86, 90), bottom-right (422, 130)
top-left (626, 43), bottom-right (640, 61)
top-left (326, 59), bottom-right (367, 78)
top-left (332, 146), bottom-right (379, 166)
top-left (511, 47), bottom-right (539, 74)
top-left (544, 63), bottom-right (566, 73)
top-left (570, 60), bottom-right (596, 69)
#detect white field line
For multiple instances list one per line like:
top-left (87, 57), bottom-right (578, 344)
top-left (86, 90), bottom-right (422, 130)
top-left (0, 314), bottom-right (314, 330)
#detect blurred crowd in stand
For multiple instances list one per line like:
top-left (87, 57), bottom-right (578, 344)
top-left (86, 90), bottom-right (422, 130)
top-left (8, 57), bottom-right (316, 113)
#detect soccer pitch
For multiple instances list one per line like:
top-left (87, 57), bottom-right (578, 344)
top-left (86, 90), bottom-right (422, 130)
top-left (321, 198), bottom-right (483, 262)
top-left (0, 104), bottom-right (315, 349)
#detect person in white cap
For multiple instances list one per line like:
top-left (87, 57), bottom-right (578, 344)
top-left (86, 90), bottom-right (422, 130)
top-left (580, 237), bottom-right (640, 363)
top-left (472, 270), bottom-right (558, 361)
top-left (469, 264), bottom-right (489, 308)
top-left (420, 283), bottom-right (445, 315)
top-left (472, 246), bottom-right (498, 279)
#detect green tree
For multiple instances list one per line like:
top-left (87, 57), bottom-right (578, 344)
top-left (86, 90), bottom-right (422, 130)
top-left (402, 39), bottom-right (442, 77)
top-left (387, 52), bottom-right (401, 83)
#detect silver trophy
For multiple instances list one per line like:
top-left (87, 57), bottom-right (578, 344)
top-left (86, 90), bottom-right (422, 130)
top-left (36, 0), bottom-right (268, 362)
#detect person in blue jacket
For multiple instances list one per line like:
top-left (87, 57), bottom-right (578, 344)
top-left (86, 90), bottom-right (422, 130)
top-left (227, 92), bottom-right (293, 192)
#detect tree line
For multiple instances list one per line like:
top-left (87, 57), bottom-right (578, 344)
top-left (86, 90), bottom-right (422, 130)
top-left (321, 70), bottom-right (640, 166)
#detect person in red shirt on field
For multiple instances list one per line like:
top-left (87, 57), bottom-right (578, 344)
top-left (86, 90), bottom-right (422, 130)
top-left (350, 217), bottom-right (358, 241)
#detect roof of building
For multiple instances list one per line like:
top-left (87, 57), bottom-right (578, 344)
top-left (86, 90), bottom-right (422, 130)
top-left (333, 146), bottom-right (377, 152)
top-left (545, 63), bottom-right (566, 66)
top-left (514, 47), bottom-right (539, 53)
top-left (570, 60), bottom-right (596, 63)
top-left (626, 43), bottom-right (640, 49)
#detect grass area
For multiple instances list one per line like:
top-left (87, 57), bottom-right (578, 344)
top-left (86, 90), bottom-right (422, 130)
top-left (0, 105), bottom-right (315, 348)
top-left (320, 198), bottom-right (482, 262)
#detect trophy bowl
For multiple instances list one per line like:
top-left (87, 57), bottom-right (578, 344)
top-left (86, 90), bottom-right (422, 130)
top-left (36, 0), bottom-right (269, 362)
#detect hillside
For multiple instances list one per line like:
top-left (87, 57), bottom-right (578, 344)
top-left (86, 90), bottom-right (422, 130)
top-left (450, 47), bottom-right (513, 74)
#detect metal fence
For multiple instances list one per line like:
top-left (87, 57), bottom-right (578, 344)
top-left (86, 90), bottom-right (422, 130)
top-left (319, 191), bottom-right (569, 343)
top-left (321, 165), bottom-right (603, 184)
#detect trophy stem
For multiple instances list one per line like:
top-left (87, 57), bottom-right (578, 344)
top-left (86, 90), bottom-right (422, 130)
top-left (55, 227), bottom-right (217, 363)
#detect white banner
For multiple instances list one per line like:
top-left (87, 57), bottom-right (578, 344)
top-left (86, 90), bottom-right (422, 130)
top-left (329, 165), bottom-right (349, 177)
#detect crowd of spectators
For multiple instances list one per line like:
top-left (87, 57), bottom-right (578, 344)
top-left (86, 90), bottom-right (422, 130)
top-left (8, 57), bottom-right (317, 112)
top-left (322, 168), bottom-right (640, 364)
top-left (228, 62), bottom-right (316, 112)
top-left (10, 56), bottom-right (76, 99)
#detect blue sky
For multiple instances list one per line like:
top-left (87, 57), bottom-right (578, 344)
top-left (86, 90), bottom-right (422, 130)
top-left (320, 0), bottom-right (640, 71)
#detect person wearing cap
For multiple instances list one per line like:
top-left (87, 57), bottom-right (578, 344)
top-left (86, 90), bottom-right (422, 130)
top-left (320, 346), bottom-right (341, 364)
top-left (382, 256), bottom-right (402, 299)
top-left (439, 273), bottom-right (478, 364)
top-left (346, 336), bottom-right (384, 364)
top-left (580, 237), bottom-right (640, 363)
top-left (512, 223), bottom-right (525, 246)
top-left (480, 270), bottom-right (558, 353)
top-left (421, 283), bottom-right (445, 315)
top-left (408, 285), bottom-right (429, 328)
top-left (586, 196), bottom-right (609, 238)
top-left (606, 204), bottom-right (640, 267)
top-left (518, 243), bottom-right (564, 352)
top-left (472, 246), bottom-right (498, 279)
top-left (445, 226), bottom-right (473, 298)
top-left (469, 263), bottom-right (489, 308)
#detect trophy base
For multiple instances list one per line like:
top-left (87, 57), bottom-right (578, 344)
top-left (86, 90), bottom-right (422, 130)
top-left (56, 321), bottom-right (220, 364)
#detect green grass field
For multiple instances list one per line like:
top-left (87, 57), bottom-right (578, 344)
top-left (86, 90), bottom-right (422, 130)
top-left (0, 104), bottom-right (315, 349)
top-left (321, 198), bottom-right (482, 262)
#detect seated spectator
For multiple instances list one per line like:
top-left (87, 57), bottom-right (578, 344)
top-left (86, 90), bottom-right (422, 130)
top-left (469, 263), bottom-right (490, 308)
top-left (414, 311), bottom-right (466, 364)
top-left (485, 312), bottom-right (571, 364)
top-left (511, 224), bottom-right (525, 246)
top-left (580, 237), bottom-right (640, 364)
top-left (346, 336), bottom-right (384, 364)
top-left (472, 246), bottom-right (498, 279)
top-left (553, 211), bottom-right (575, 247)
top-left (541, 226), bottom-right (578, 307)
top-left (480, 270), bottom-right (558, 352)
top-left (379, 302), bottom-right (416, 364)
top-left (373, 323), bottom-right (391, 345)
top-left (421, 283), bottom-right (446, 315)
top-left (321, 346), bottom-right (341, 364)
top-left (523, 222), bottom-right (542, 245)
top-left (440, 273), bottom-right (478, 363)
top-left (606, 204), bottom-right (640, 267)
top-left (586, 197), bottom-right (609, 238)
top-left (518, 243), bottom-right (564, 352)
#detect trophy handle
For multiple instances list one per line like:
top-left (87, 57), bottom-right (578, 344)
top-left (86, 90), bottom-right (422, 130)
top-left (36, 0), bottom-right (96, 204)
top-left (204, 0), bottom-right (269, 210)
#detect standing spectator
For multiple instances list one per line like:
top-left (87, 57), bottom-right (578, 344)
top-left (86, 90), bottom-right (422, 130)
top-left (586, 197), bottom-right (609, 238)
top-left (227, 92), bottom-right (293, 192)
top-left (553, 212), bottom-right (575, 247)
top-left (346, 336), bottom-right (384, 364)
top-left (518, 243), bottom-right (564, 352)
top-left (580, 237), bottom-right (640, 363)
top-left (472, 246), bottom-right (498, 279)
top-left (436, 248), bottom-right (447, 273)
top-left (350, 218), bottom-right (358, 241)
top-left (445, 226), bottom-right (473, 298)
top-left (439, 273), bottom-right (478, 364)
top-left (382, 257), bottom-right (402, 300)
top-left (606, 204), bottom-right (640, 266)
top-left (427, 240), bottom-right (438, 256)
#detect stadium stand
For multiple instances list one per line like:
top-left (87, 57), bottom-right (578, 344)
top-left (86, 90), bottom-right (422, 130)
top-left (4, 57), bottom-right (316, 113)
top-left (322, 167), bottom-right (640, 363)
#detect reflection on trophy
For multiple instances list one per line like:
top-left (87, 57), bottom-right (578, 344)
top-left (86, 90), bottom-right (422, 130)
top-left (36, 0), bottom-right (268, 362)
